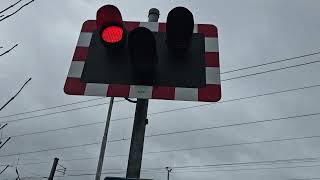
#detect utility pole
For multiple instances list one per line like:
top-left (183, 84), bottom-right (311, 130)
top-left (166, 167), bottom-right (172, 180)
top-left (48, 157), bottom-right (59, 180)
top-left (95, 97), bottom-right (114, 180)
top-left (126, 8), bottom-right (160, 179)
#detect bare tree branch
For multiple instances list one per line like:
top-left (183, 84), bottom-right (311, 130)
top-left (0, 77), bottom-right (32, 112)
top-left (0, 0), bottom-right (35, 23)
top-left (0, 0), bottom-right (23, 15)
top-left (0, 137), bottom-right (11, 149)
top-left (0, 165), bottom-right (9, 175)
top-left (0, 123), bottom-right (8, 130)
top-left (0, 44), bottom-right (18, 57)
top-left (16, 167), bottom-right (21, 180)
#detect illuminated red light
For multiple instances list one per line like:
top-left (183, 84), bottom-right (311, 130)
top-left (101, 26), bottom-right (124, 43)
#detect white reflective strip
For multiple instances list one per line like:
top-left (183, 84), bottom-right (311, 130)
top-left (139, 22), bottom-right (159, 32)
top-left (67, 61), bottom-right (85, 78)
top-left (193, 24), bottom-right (198, 33)
top-left (206, 67), bottom-right (221, 85)
top-left (129, 85), bottom-right (153, 99)
top-left (175, 88), bottom-right (198, 101)
top-left (205, 37), bottom-right (219, 52)
top-left (77, 32), bottom-right (93, 47)
top-left (84, 83), bottom-right (108, 96)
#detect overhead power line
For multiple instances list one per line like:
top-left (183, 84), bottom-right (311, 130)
top-left (3, 132), bottom-right (320, 159)
top-left (0, 0), bottom-right (23, 14)
top-left (2, 83), bottom-right (320, 140)
top-left (65, 156), bottom-right (320, 173)
top-left (21, 156), bottom-right (320, 173)
top-left (6, 110), bottom-right (320, 140)
top-left (20, 154), bottom-right (320, 178)
top-left (0, 0), bottom-right (35, 22)
top-left (67, 164), bottom-right (320, 175)
top-left (22, 163), bottom-right (320, 178)
top-left (143, 83), bottom-right (320, 118)
top-left (221, 50), bottom-right (320, 74)
top-left (170, 164), bottom-right (320, 173)
top-left (0, 138), bottom-right (124, 158)
top-left (144, 112), bottom-right (320, 138)
top-left (1, 102), bottom-right (109, 123)
top-left (222, 60), bottom-right (320, 82)
top-left (2, 83), bottom-right (319, 126)
top-left (1, 99), bottom-right (125, 124)
top-left (16, 158), bottom-right (320, 180)
top-left (1, 50), bottom-right (319, 120)
top-left (0, 97), bottom-right (105, 119)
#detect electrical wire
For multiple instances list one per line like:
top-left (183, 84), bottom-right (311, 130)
top-left (170, 164), bottom-right (320, 173)
top-left (0, 0), bottom-right (35, 22)
top-left (0, 137), bottom-right (125, 158)
top-left (0, 49), bottom-right (317, 122)
top-left (65, 157), bottom-right (320, 172)
top-left (5, 110), bottom-right (320, 140)
top-left (0, 84), bottom-right (319, 160)
top-left (0, 100), bottom-right (125, 124)
top-left (2, 83), bottom-right (319, 126)
top-left (222, 60), bottom-right (320, 82)
top-left (221, 50), bottom-right (320, 74)
top-left (0, 0), bottom-right (23, 14)
top-left (17, 161), bottom-right (320, 178)
top-left (0, 97), bottom-right (105, 119)
top-left (0, 52), bottom-right (319, 176)
top-left (65, 164), bottom-right (320, 175)
top-left (1, 51), bottom-right (319, 121)
top-left (37, 163), bottom-right (320, 177)
top-left (3, 132), bottom-right (320, 159)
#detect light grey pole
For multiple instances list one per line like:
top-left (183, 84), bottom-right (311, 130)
top-left (166, 167), bottom-right (172, 180)
top-left (126, 8), bottom-right (160, 179)
top-left (148, 8), bottom-right (160, 22)
top-left (48, 158), bottom-right (59, 180)
top-left (95, 97), bottom-right (114, 180)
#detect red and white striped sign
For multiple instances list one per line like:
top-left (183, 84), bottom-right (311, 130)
top-left (64, 20), bottom-right (221, 102)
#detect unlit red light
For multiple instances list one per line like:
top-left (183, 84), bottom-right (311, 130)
top-left (102, 26), bottom-right (124, 43)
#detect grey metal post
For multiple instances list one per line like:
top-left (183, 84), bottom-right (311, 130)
top-left (48, 157), bottom-right (59, 180)
top-left (148, 8), bottom-right (160, 22)
top-left (95, 97), bottom-right (114, 180)
top-left (126, 8), bottom-right (159, 179)
top-left (166, 167), bottom-right (172, 180)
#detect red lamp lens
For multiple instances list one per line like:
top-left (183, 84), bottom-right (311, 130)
top-left (102, 26), bottom-right (124, 43)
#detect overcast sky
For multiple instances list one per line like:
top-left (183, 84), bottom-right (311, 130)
top-left (1, 0), bottom-right (320, 180)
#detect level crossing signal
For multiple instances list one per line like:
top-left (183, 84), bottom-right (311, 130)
top-left (64, 5), bottom-right (221, 102)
